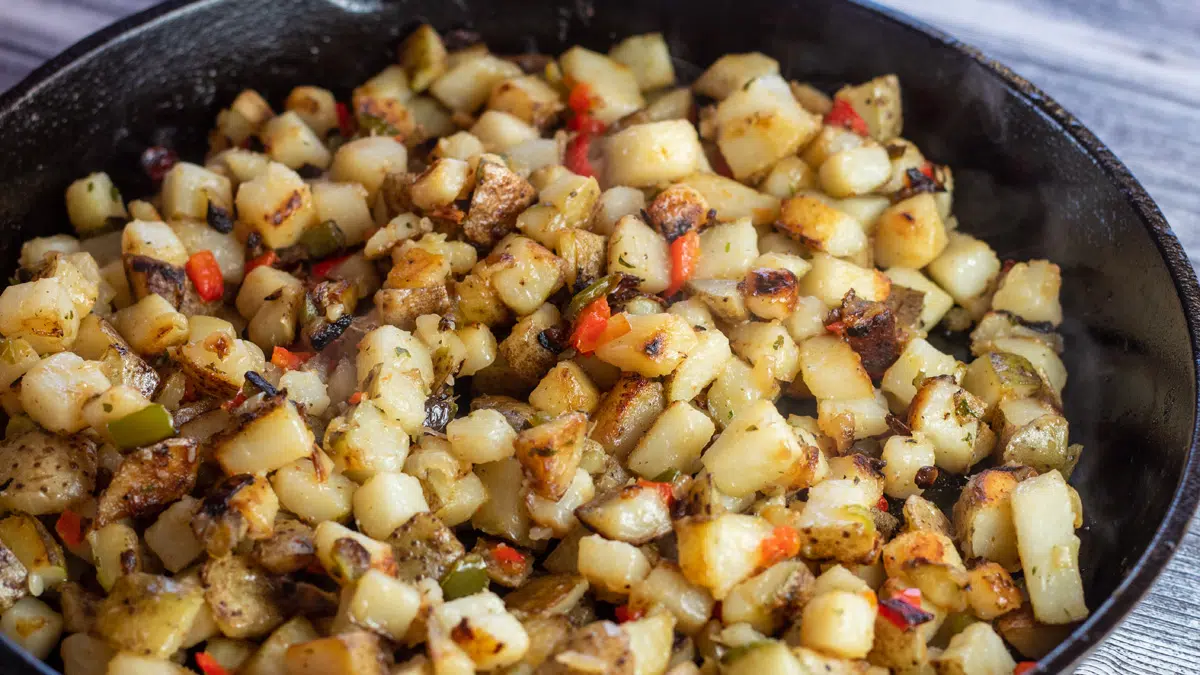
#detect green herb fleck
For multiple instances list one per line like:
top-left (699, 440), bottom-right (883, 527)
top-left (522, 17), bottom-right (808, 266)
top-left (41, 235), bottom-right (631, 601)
top-left (102, 403), bottom-right (113, 413)
top-left (773, 335), bottom-right (784, 350)
top-left (359, 113), bottom-right (401, 137)
top-left (954, 395), bottom-right (975, 419)
top-left (87, 182), bottom-right (94, 193)
top-left (110, 185), bottom-right (121, 202)
top-left (725, 242), bottom-right (731, 253)
top-left (745, 425), bottom-right (759, 432)
top-left (395, 347), bottom-right (410, 358)
top-left (618, 254), bottom-right (634, 269)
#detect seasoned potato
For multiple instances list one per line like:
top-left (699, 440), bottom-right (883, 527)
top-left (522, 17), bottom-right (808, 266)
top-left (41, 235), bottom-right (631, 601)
top-left (835, 75), bottom-right (903, 142)
top-left (202, 554), bottom-right (285, 638)
top-left (716, 74), bottom-right (821, 181)
top-left (908, 377), bottom-right (995, 475)
top-left (596, 312), bottom-right (697, 377)
top-left (991, 259), bottom-right (1063, 326)
top-left (589, 374), bottom-right (666, 460)
top-left (702, 399), bottom-right (823, 497)
top-left (675, 514), bottom-right (775, 600)
top-left (605, 120), bottom-right (705, 188)
top-left (94, 573), bottom-right (205, 658)
top-left (798, 253), bottom-right (890, 308)
top-left (213, 396), bottom-right (315, 475)
top-left (1011, 470), bottom-right (1087, 624)
top-left (776, 194), bottom-right (866, 258)
top-left (0, 430), bottom-right (95, 515)
top-left (675, 173), bottom-right (781, 226)
top-left (694, 52), bottom-right (779, 100)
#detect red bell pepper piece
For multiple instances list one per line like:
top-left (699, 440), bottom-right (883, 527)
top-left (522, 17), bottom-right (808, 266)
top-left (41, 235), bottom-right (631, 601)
top-left (757, 525), bottom-right (801, 567)
top-left (55, 510), bottom-right (84, 548)
top-left (636, 480), bottom-right (676, 507)
top-left (826, 98), bottom-right (869, 136)
top-left (878, 587), bottom-right (935, 630)
top-left (1013, 663), bottom-right (1038, 675)
top-left (665, 230), bottom-right (700, 296)
top-left (271, 346), bottom-right (314, 371)
top-left (569, 296), bottom-right (612, 354)
top-left (491, 543), bottom-right (527, 575)
top-left (312, 252), bottom-right (352, 280)
top-left (336, 102), bottom-right (356, 138)
top-left (919, 161), bottom-right (935, 178)
top-left (568, 83), bottom-right (596, 116)
top-left (565, 132), bottom-right (597, 178)
top-left (245, 250), bottom-right (278, 274)
top-left (195, 652), bottom-right (229, 675)
top-left (568, 113), bottom-right (606, 134)
top-left (614, 604), bottom-right (644, 623)
top-left (877, 496), bottom-right (890, 511)
top-left (348, 391), bottom-right (366, 405)
top-left (185, 250), bottom-right (225, 302)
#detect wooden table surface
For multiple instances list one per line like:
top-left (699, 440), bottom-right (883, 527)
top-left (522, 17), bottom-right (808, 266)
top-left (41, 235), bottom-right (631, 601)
top-left (2, 0), bottom-right (1199, 672)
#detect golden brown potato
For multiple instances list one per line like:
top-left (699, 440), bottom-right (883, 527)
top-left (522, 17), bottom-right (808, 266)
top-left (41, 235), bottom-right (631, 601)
top-left (588, 374), bottom-right (666, 460)
top-left (95, 437), bottom-right (199, 528)
top-left (515, 412), bottom-right (586, 501)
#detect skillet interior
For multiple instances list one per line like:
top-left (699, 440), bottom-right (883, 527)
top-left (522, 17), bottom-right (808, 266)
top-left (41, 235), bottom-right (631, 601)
top-left (0, 0), bottom-right (1197, 671)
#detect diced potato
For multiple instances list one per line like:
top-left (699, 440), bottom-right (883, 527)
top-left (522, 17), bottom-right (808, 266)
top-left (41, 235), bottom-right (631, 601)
top-left (951, 467), bottom-right (1034, 571)
top-left (728, 320), bottom-right (800, 382)
top-left (818, 145), bottom-right (892, 198)
top-left (472, 458), bottom-right (534, 546)
top-left (775, 195), bottom-right (866, 258)
top-left (87, 522), bottom-right (139, 592)
top-left (353, 472), bottom-right (429, 539)
top-left (577, 482), bottom-right (673, 545)
top-left (525, 468), bottom-right (594, 536)
top-left (202, 554), bottom-right (285, 638)
top-left (432, 53), bottom-right (523, 113)
top-left (355, 324), bottom-right (433, 388)
top-left (881, 435), bottom-right (937, 499)
top-left (176, 332), bottom-right (263, 398)
top-left (61, 632), bottom-right (116, 675)
top-left (874, 193), bottom-right (948, 269)
top-left (530, 361), bottom-right (601, 415)
top-left (797, 253), bottom-right (890, 308)
top-left (271, 454), bottom-right (357, 524)
top-left (1011, 470), bottom-right (1087, 624)
top-left (722, 560), bottom-right (814, 634)
top-left (515, 412), bottom-right (586, 502)
top-left (589, 374), bottom-right (666, 459)
top-left (608, 215), bottom-right (670, 294)
top-left (793, 479), bottom-right (879, 564)
top-left (970, 311), bottom-right (1063, 356)
top-left (694, 53), bottom-right (779, 100)
top-left (0, 278), bottom-right (81, 354)
top-left (431, 591), bottom-right (529, 669)
top-left (759, 155), bottom-right (816, 199)
top-left (817, 392), bottom-right (891, 451)
top-left (675, 514), bottom-right (775, 599)
top-left (926, 232), bottom-right (1000, 309)
top-left (596, 312), bottom-right (697, 377)
top-left (487, 236), bottom-right (567, 316)
top-left (284, 632), bottom-right (388, 675)
top-left (627, 401), bottom-right (715, 479)
top-left (0, 429), bottom-right (96, 516)
top-left (312, 521), bottom-right (397, 586)
top-left (986, 337), bottom-right (1066, 396)
top-left (695, 217), bottom-right (759, 281)
top-left (908, 377), bottom-right (995, 474)
top-left (593, 186), bottom-right (647, 236)
top-left (285, 85), bottom-right (338, 137)
top-left (400, 24), bottom-right (448, 93)
top-left (605, 120), bottom-right (705, 188)
top-left (447, 408), bottom-right (518, 464)
top-left (161, 163), bottom-right (233, 221)
top-left (834, 75), bottom-right (903, 142)
top-left (991, 260), bottom-right (1063, 326)
top-left (261, 112), bottom-right (332, 170)
top-left (213, 89), bottom-right (274, 150)
top-left (0, 514), bottom-right (65, 596)
top-left (577, 535), bottom-right (652, 596)
top-left (471, 110), bottom-right (539, 152)
top-left (687, 278), bottom-right (749, 324)
top-left (312, 181), bottom-right (374, 245)
top-left (66, 172), bottom-right (128, 236)
top-left (704, 398), bottom-right (824, 496)
top-left (329, 136), bottom-right (409, 199)
top-left (964, 560), bottom-right (1022, 621)
top-left (630, 563), bottom-right (714, 635)
top-left (933, 622), bottom-right (1016, 675)
top-left (882, 530), bottom-right (968, 611)
top-left (458, 323), bottom-right (498, 377)
top-left (235, 162), bottom-right (316, 249)
top-left (94, 573), bottom-right (205, 658)
top-left (721, 641), bottom-right (804, 674)
top-left (666, 328), bottom-right (731, 403)
top-left (560, 46), bottom-right (644, 124)
top-left (213, 396), bottom-right (315, 475)
top-left (19, 352), bottom-right (109, 434)
top-left (609, 33), bottom-right (675, 91)
top-left (799, 590), bottom-right (876, 659)
top-left (145, 497), bottom-right (204, 573)
top-left (344, 569), bottom-right (422, 640)
top-left (799, 334), bottom-right (874, 401)
top-left (488, 75), bottom-right (564, 128)
top-left (716, 74), bottom-right (820, 180)
top-left (880, 337), bottom-right (962, 411)
top-left (706, 356), bottom-right (780, 428)
top-left (885, 267), bottom-right (954, 333)
top-left (675, 173), bottom-right (781, 225)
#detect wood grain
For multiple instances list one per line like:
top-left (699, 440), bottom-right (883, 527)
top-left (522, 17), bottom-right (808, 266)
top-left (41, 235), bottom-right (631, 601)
top-left (2, 0), bottom-right (1199, 672)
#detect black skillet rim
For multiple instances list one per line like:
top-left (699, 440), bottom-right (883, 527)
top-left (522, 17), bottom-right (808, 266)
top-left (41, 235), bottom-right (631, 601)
top-left (0, 0), bottom-right (1198, 672)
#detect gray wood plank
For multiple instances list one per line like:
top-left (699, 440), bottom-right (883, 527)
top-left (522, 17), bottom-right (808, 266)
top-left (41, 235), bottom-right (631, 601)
top-left (2, 0), bottom-right (1200, 673)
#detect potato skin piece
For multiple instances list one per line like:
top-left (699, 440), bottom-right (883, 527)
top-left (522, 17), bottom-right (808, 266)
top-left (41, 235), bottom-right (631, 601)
top-left (462, 160), bottom-right (537, 246)
top-left (516, 412), bottom-right (586, 500)
top-left (386, 511), bottom-right (465, 583)
top-left (95, 437), bottom-right (199, 528)
top-left (588, 374), bottom-right (666, 460)
top-left (0, 430), bottom-right (96, 516)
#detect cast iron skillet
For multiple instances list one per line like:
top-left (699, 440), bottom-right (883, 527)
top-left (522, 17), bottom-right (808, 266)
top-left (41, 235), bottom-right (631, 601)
top-left (0, 0), bottom-right (1197, 672)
